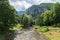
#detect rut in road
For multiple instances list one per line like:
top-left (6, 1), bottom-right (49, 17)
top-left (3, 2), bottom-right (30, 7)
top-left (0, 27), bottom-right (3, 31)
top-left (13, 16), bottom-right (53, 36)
top-left (13, 29), bottom-right (47, 40)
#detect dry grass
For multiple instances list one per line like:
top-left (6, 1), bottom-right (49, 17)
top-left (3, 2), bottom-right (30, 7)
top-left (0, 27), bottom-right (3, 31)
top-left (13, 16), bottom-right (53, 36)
top-left (43, 27), bottom-right (60, 40)
top-left (34, 26), bottom-right (60, 40)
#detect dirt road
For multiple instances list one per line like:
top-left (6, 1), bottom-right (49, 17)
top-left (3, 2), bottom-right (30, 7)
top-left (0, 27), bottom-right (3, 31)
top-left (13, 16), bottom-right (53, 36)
top-left (13, 29), bottom-right (47, 40)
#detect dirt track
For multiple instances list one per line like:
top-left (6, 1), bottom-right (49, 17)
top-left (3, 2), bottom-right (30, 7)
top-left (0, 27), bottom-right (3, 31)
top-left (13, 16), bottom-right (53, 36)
top-left (13, 29), bottom-right (47, 40)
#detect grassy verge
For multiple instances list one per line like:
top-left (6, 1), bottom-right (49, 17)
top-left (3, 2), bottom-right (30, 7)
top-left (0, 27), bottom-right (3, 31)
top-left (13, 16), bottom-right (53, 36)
top-left (43, 31), bottom-right (60, 40)
top-left (34, 26), bottom-right (60, 40)
top-left (10, 24), bottom-right (22, 30)
top-left (34, 26), bottom-right (49, 32)
top-left (0, 24), bottom-right (23, 40)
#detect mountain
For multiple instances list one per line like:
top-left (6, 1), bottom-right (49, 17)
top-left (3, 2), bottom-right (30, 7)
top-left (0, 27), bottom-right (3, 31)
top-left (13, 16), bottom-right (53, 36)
top-left (17, 11), bottom-right (25, 15)
top-left (26, 3), bottom-right (53, 18)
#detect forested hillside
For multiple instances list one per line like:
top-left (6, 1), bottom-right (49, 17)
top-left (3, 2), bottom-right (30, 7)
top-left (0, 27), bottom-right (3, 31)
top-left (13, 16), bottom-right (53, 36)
top-left (26, 3), bottom-right (53, 18)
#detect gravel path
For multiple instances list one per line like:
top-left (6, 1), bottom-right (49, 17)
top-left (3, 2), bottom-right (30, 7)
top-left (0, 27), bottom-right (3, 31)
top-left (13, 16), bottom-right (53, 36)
top-left (13, 29), bottom-right (47, 40)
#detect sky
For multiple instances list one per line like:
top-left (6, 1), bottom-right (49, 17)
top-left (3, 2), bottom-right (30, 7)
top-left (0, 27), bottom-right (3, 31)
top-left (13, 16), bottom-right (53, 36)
top-left (9, 0), bottom-right (60, 11)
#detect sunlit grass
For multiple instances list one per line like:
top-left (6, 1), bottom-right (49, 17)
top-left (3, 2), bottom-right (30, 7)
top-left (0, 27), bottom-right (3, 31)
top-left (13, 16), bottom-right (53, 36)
top-left (10, 24), bottom-right (22, 30)
top-left (43, 31), bottom-right (60, 40)
top-left (34, 26), bottom-right (60, 40)
top-left (43, 26), bottom-right (60, 40)
top-left (34, 26), bottom-right (49, 32)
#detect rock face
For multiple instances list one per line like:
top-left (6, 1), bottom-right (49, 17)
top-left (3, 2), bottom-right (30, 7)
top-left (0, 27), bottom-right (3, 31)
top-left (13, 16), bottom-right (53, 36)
top-left (26, 3), bottom-right (53, 18)
top-left (13, 30), bottom-right (47, 40)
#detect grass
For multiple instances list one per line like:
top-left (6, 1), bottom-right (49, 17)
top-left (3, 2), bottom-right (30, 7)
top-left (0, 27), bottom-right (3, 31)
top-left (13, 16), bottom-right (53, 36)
top-left (43, 31), bottom-right (60, 40)
top-left (10, 24), bottom-right (22, 30)
top-left (34, 26), bottom-right (60, 40)
top-left (0, 24), bottom-right (22, 40)
top-left (34, 26), bottom-right (49, 32)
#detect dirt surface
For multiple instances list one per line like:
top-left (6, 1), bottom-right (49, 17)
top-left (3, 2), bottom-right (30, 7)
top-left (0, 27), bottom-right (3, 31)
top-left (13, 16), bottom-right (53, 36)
top-left (13, 29), bottom-right (47, 40)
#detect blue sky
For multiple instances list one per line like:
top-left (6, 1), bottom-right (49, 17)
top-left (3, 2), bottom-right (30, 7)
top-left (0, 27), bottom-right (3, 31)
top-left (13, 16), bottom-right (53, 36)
top-left (9, 0), bottom-right (60, 11)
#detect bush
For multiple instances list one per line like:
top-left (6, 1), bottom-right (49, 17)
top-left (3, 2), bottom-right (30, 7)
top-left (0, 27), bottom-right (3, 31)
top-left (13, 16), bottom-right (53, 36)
top-left (10, 24), bottom-right (22, 30)
top-left (34, 26), bottom-right (49, 32)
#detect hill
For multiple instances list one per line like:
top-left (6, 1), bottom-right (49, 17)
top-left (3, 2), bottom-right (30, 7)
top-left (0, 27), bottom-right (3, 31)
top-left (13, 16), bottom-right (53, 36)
top-left (26, 3), bottom-right (53, 18)
top-left (17, 11), bottom-right (25, 15)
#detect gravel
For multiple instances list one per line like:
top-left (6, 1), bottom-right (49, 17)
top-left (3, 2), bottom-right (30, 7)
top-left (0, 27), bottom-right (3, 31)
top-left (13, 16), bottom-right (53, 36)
top-left (13, 30), bottom-right (47, 40)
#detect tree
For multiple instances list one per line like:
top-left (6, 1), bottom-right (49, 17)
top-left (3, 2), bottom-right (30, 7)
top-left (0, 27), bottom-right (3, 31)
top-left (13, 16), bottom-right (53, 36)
top-left (0, 0), bottom-right (8, 1)
top-left (0, 0), bottom-right (8, 3)
top-left (35, 14), bottom-right (43, 26)
top-left (0, 2), bottom-right (18, 40)
top-left (20, 14), bottom-right (33, 28)
top-left (43, 10), bottom-right (53, 26)
top-left (51, 2), bottom-right (60, 25)
top-left (42, 2), bottom-right (60, 26)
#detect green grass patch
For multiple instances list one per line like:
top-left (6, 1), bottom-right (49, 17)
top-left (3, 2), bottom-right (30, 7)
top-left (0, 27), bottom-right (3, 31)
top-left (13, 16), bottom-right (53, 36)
top-left (34, 26), bottom-right (60, 40)
top-left (48, 26), bottom-right (60, 30)
top-left (10, 24), bottom-right (22, 30)
top-left (43, 32), bottom-right (60, 40)
top-left (34, 26), bottom-right (49, 33)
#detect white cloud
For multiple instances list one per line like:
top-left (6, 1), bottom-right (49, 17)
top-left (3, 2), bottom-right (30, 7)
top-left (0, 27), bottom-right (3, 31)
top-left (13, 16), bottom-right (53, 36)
top-left (9, 0), bottom-right (60, 11)
top-left (9, 0), bottom-right (32, 11)
top-left (22, 1), bottom-right (32, 9)
top-left (39, 0), bottom-right (54, 3)
top-left (40, 0), bottom-right (60, 3)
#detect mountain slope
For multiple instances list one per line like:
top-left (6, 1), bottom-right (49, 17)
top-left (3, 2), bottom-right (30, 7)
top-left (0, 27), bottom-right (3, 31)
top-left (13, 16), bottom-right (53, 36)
top-left (17, 11), bottom-right (25, 15)
top-left (26, 3), bottom-right (53, 18)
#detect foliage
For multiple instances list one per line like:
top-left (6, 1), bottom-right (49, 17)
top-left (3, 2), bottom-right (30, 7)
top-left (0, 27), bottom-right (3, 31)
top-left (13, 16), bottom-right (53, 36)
top-left (0, 35), bottom-right (4, 40)
top-left (0, 0), bottom-right (8, 1)
top-left (20, 14), bottom-right (33, 28)
top-left (10, 24), bottom-right (22, 30)
top-left (51, 2), bottom-right (60, 25)
top-left (26, 3), bottom-right (53, 18)
top-left (0, 2), bottom-right (18, 34)
top-left (43, 10), bottom-right (53, 25)
top-left (35, 14), bottom-right (43, 26)
top-left (34, 26), bottom-right (49, 32)
top-left (35, 2), bottom-right (60, 26)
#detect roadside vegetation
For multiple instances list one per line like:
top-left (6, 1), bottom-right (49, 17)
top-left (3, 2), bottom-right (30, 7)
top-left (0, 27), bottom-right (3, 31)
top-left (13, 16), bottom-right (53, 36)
top-left (10, 24), bottom-right (22, 31)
